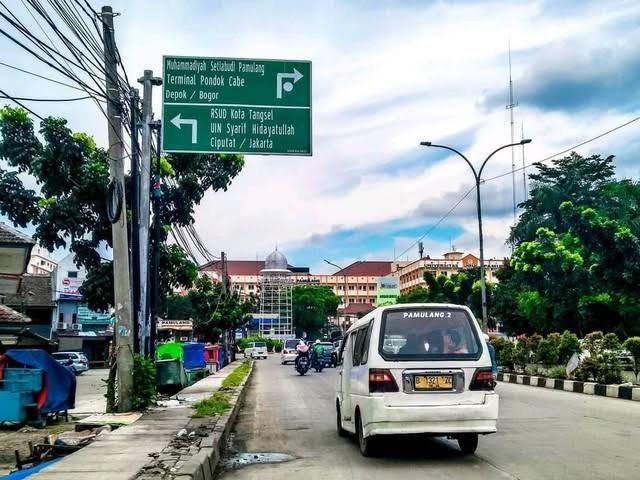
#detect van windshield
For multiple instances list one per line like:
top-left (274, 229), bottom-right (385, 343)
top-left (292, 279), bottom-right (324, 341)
top-left (379, 307), bottom-right (481, 360)
top-left (284, 339), bottom-right (299, 349)
top-left (254, 342), bottom-right (266, 348)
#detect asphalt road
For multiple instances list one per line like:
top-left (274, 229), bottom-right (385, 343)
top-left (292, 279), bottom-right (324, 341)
top-left (219, 356), bottom-right (640, 480)
top-left (69, 367), bottom-right (108, 415)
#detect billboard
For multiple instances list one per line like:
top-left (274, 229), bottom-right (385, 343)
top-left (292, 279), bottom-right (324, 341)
top-left (377, 276), bottom-right (400, 307)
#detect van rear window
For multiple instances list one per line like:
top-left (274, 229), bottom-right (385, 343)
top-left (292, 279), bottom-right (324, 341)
top-left (254, 342), bottom-right (266, 348)
top-left (284, 339), bottom-right (299, 349)
top-left (379, 307), bottom-right (481, 360)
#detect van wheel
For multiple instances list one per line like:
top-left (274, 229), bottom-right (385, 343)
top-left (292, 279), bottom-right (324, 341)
top-left (336, 403), bottom-right (347, 437)
top-left (457, 433), bottom-right (478, 454)
top-left (356, 412), bottom-right (376, 457)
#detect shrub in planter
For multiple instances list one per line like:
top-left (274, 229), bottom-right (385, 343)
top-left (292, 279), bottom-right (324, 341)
top-left (558, 330), bottom-right (581, 364)
top-left (513, 335), bottom-right (534, 368)
top-left (536, 338), bottom-right (560, 367)
top-left (575, 356), bottom-right (599, 382)
top-left (490, 337), bottom-right (514, 370)
top-left (623, 337), bottom-right (640, 381)
top-left (546, 365), bottom-right (567, 379)
top-left (598, 351), bottom-right (623, 384)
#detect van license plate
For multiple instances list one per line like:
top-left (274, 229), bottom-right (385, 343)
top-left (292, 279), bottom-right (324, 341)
top-left (414, 375), bottom-right (453, 390)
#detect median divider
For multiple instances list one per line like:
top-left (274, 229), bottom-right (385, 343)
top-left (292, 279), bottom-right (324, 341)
top-left (497, 372), bottom-right (640, 402)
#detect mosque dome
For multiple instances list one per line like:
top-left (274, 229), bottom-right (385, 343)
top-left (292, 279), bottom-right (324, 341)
top-left (264, 248), bottom-right (289, 271)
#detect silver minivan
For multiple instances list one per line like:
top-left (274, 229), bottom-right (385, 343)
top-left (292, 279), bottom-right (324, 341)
top-left (335, 303), bottom-right (498, 456)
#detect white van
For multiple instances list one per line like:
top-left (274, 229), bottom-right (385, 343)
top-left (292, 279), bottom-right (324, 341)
top-left (244, 342), bottom-right (268, 360)
top-left (335, 303), bottom-right (498, 457)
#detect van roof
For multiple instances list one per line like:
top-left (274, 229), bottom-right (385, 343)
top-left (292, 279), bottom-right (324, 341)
top-left (345, 303), bottom-right (473, 334)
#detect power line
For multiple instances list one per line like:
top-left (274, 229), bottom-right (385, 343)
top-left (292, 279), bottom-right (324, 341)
top-left (395, 114), bottom-right (640, 261)
top-left (0, 88), bottom-right (44, 119)
top-left (0, 61), bottom-right (87, 91)
top-left (0, 93), bottom-right (95, 102)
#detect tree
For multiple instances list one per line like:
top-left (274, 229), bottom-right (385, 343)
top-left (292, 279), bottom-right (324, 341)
top-left (397, 268), bottom-right (495, 322)
top-left (623, 337), bottom-right (640, 381)
top-left (0, 107), bottom-right (244, 310)
top-left (493, 152), bottom-right (640, 336)
top-left (187, 275), bottom-right (256, 342)
top-left (292, 285), bottom-right (340, 337)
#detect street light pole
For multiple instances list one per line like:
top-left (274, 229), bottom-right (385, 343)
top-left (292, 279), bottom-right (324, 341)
top-left (420, 139), bottom-right (531, 328)
top-left (324, 259), bottom-right (348, 330)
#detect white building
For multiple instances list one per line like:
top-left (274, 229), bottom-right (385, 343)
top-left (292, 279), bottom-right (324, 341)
top-left (27, 245), bottom-right (57, 275)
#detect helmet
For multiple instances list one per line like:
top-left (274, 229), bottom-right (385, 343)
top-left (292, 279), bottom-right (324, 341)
top-left (315, 339), bottom-right (320, 344)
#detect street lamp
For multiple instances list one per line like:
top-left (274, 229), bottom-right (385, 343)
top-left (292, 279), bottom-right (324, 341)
top-left (420, 138), bottom-right (532, 328)
top-left (324, 259), bottom-right (348, 306)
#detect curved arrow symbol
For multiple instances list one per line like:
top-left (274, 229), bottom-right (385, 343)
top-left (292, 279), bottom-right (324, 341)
top-left (276, 68), bottom-right (304, 99)
top-left (171, 113), bottom-right (198, 144)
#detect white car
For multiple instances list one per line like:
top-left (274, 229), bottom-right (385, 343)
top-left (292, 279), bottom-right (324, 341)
top-left (335, 303), bottom-right (498, 457)
top-left (244, 342), bottom-right (268, 359)
top-left (52, 351), bottom-right (89, 374)
top-left (281, 339), bottom-right (301, 364)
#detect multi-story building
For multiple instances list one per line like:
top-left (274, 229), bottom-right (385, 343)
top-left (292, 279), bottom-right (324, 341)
top-left (395, 250), bottom-right (507, 295)
top-left (27, 245), bottom-right (57, 275)
top-left (199, 258), bottom-right (407, 310)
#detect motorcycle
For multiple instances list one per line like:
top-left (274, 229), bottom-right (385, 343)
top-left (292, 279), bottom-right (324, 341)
top-left (311, 350), bottom-right (324, 373)
top-left (295, 350), bottom-right (310, 375)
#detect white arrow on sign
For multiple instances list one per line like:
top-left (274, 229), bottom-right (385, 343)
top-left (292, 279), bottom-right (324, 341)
top-left (170, 113), bottom-right (198, 144)
top-left (276, 68), bottom-right (304, 99)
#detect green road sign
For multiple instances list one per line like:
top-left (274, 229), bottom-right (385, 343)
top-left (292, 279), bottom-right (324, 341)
top-left (162, 56), bottom-right (312, 155)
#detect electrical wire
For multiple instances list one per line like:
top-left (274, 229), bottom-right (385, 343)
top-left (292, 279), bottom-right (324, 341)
top-left (394, 114), bottom-right (640, 261)
top-left (0, 61), bottom-right (85, 91)
top-left (0, 93), bottom-right (96, 102)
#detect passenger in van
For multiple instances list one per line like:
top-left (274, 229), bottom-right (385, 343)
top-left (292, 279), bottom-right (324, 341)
top-left (424, 331), bottom-right (444, 354)
top-left (443, 329), bottom-right (468, 354)
top-left (398, 333), bottom-right (423, 354)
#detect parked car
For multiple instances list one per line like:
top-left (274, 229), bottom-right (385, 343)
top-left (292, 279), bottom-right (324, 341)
top-left (335, 303), bottom-right (498, 457)
top-left (281, 339), bottom-right (301, 364)
top-left (244, 342), bottom-right (268, 360)
top-left (52, 351), bottom-right (89, 375)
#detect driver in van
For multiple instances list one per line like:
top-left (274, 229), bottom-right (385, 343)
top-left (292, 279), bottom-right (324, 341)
top-left (443, 329), bottom-right (468, 354)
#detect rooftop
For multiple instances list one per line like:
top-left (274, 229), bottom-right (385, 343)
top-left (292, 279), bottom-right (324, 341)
top-left (0, 223), bottom-right (35, 245)
top-left (0, 304), bottom-right (31, 323)
top-left (200, 260), bottom-right (309, 276)
top-left (333, 261), bottom-right (394, 277)
top-left (3, 274), bottom-right (54, 307)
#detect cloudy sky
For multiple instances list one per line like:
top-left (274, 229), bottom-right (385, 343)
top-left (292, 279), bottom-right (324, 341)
top-left (1, 0), bottom-right (639, 273)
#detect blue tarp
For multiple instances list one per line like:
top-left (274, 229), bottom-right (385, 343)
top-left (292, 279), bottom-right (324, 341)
top-left (0, 457), bottom-right (63, 480)
top-left (5, 349), bottom-right (76, 414)
top-left (182, 343), bottom-right (206, 369)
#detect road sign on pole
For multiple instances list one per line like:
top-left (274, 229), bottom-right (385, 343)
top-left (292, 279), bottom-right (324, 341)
top-left (162, 56), bottom-right (312, 155)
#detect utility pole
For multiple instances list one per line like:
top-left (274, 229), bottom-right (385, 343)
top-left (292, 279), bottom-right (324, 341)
top-left (101, 5), bottom-right (133, 412)
top-left (521, 122), bottom-right (528, 201)
top-left (137, 70), bottom-right (162, 356)
top-left (130, 89), bottom-right (141, 354)
top-left (150, 120), bottom-right (162, 360)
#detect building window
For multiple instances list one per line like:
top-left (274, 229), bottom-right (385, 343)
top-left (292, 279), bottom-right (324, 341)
top-left (58, 313), bottom-right (64, 324)
top-left (348, 285), bottom-right (355, 290)
top-left (72, 313), bottom-right (77, 324)
top-left (68, 271), bottom-right (78, 278)
top-left (369, 285), bottom-right (375, 290)
top-left (349, 298), bottom-right (355, 303)
top-left (248, 284), bottom-right (254, 290)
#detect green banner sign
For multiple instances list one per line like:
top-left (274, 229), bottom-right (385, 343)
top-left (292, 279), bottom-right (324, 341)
top-left (162, 56), bottom-right (312, 155)
top-left (377, 276), bottom-right (400, 307)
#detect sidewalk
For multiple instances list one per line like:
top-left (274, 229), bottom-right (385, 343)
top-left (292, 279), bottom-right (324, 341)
top-left (30, 361), bottom-right (243, 480)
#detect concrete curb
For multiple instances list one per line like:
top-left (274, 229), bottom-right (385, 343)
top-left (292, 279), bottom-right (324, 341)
top-left (136, 360), bottom-right (254, 480)
top-left (497, 372), bottom-right (640, 401)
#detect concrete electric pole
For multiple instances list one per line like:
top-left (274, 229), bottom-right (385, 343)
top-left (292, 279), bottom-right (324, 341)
top-left (137, 70), bottom-right (162, 356)
top-left (101, 5), bottom-right (133, 412)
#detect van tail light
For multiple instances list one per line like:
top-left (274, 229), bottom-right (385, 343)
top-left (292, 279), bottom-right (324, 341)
top-left (369, 369), bottom-right (399, 393)
top-left (469, 368), bottom-right (496, 391)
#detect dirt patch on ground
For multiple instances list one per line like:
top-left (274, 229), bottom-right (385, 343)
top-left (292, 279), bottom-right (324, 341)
top-left (0, 422), bottom-right (75, 475)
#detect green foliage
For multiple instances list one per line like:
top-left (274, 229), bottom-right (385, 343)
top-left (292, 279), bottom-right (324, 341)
top-left (622, 337), bottom-right (640, 380)
top-left (192, 391), bottom-right (231, 417)
top-left (131, 354), bottom-right (157, 411)
top-left (237, 336), bottom-right (281, 352)
top-left (575, 331), bottom-right (624, 384)
top-left (493, 153), bottom-right (640, 336)
top-left (292, 285), bottom-right (341, 336)
top-left (536, 336), bottom-right (560, 367)
top-left (221, 360), bottom-right (252, 389)
top-left (397, 267), bottom-right (495, 322)
top-left (490, 337), bottom-right (514, 369)
top-left (0, 107), bottom-right (245, 311)
top-left (546, 365), bottom-right (567, 380)
top-left (558, 330), bottom-right (581, 364)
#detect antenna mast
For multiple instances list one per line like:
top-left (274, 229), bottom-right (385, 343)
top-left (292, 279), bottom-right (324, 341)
top-left (506, 42), bottom-right (518, 222)
top-left (521, 122), bottom-right (528, 201)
